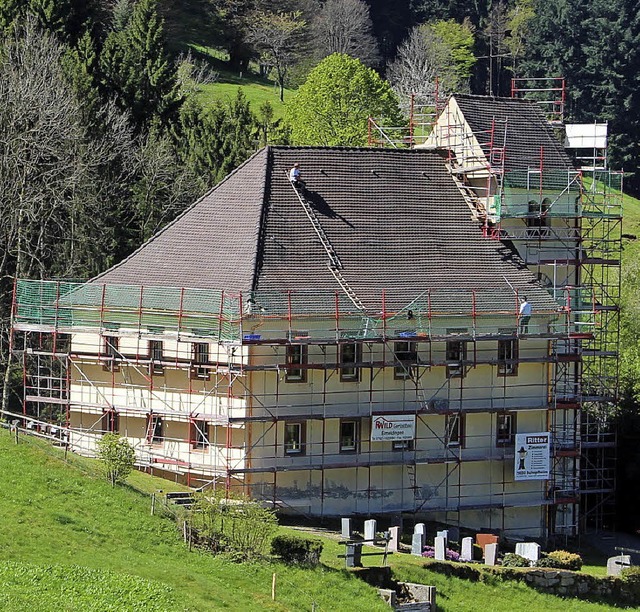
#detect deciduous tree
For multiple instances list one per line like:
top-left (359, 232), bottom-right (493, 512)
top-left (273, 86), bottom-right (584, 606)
top-left (285, 53), bottom-right (402, 146)
top-left (97, 433), bottom-right (136, 486)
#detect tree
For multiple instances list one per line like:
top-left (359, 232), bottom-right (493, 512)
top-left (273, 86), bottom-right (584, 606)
top-left (387, 20), bottom-right (476, 103)
top-left (505, 0), bottom-right (535, 77)
top-left (246, 9), bottom-right (305, 102)
top-left (285, 53), bottom-right (402, 146)
top-left (312, 0), bottom-right (379, 67)
top-left (96, 433), bottom-right (136, 486)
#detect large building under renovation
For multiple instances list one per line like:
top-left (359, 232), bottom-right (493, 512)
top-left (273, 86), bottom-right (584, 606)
top-left (10, 91), bottom-right (622, 539)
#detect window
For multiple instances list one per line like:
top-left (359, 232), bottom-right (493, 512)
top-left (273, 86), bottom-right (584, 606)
top-left (496, 412), bottom-right (516, 446)
top-left (191, 343), bottom-right (210, 380)
top-left (284, 422), bottom-right (305, 455)
top-left (497, 336), bottom-right (519, 376)
top-left (392, 439), bottom-right (414, 451)
top-left (446, 330), bottom-right (467, 378)
top-left (340, 342), bottom-right (361, 382)
top-left (445, 413), bottom-right (464, 447)
top-left (394, 341), bottom-right (417, 379)
top-left (526, 198), bottom-right (550, 238)
top-left (102, 335), bottom-right (120, 372)
top-left (148, 340), bottom-right (164, 375)
top-left (146, 414), bottom-right (163, 444)
top-left (100, 409), bottom-right (119, 434)
top-left (191, 419), bottom-right (209, 449)
top-left (286, 344), bottom-right (307, 382)
top-left (340, 420), bottom-right (359, 453)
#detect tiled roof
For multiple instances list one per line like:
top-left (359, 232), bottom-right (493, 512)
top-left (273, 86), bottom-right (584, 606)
top-left (95, 146), bottom-right (558, 314)
top-left (453, 94), bottom-right (574, 173)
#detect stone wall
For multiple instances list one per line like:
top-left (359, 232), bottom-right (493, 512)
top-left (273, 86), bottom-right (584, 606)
top-left (423, 560), bottom-right (640, 606)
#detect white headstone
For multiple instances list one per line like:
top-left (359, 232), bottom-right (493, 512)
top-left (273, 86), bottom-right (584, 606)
top-left (607, 555), bottom-right (632, 576)
top-left (411, 532), bottom-right (425, 556)
top-left (364, 519), bottom-right (377, 542)
top-left (437, 530), bottom-right (449, 548)
top-left (341, 518), bottom-right (352, 539)
top-left (434, 535), bottom-right (446, 561)
top-left (414, 523), bottom-right (426, 536)
top-left (389, 526), bottom-right (400, 552)
top-left (485, 542), bottom-right (498, 566)
top-left (515, 542), bottom-right (540, 564)
top-left (461, 537), bottom-right (473, 562)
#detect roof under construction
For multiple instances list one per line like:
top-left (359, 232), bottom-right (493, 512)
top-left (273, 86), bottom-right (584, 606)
top-left (452, 94), bottom-right (574, 173)
top-left (94, 146), bottom-right (556, 313)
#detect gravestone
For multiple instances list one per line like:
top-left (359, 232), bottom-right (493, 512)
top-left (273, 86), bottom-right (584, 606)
top-left (341, 518), bottom-right (352, 539)
top-left (364, 519), bottom-right (377, 542)
top-left (414, 523), bottom-right (426, 536)
top-left (389, 526), bottom-right (400, 552)
top-left (448, 526), bottom-right (460, 543)
top-left (607, 555), bottom-right (632, 576)
top-left (411, 532), bottom-right (425, 556)
top-left (434, 535), bottom-right (446, 561)
top-left (484, 542), bottom-right (498, 566)
top-left (437, 530), bottom-right (449, 549)
top-left (460, 537), bottom-right (474, 562)
top-left (345, 543), bottom-right (362, 568)
top-left (476, 533), bottom-right (499, 554)
top-left (515, 542), bottom-right (540, 564)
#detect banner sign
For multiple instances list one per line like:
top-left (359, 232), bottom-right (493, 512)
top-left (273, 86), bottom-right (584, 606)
top-left (514, 432), bottom-right (551, 481)
top-left (371, 415), bottom-right (416, 441)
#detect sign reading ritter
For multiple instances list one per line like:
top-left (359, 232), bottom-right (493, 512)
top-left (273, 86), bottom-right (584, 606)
top-left (370, 415), bottom-right (416, 442)
top-left (514, 432), bottom-right (551, 481)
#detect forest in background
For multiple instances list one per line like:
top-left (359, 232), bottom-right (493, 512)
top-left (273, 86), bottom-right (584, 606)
top-left (2, 0), bottom-right (640, 528)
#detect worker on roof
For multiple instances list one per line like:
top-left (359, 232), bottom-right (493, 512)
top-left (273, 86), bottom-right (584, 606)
top-left (519, 296), bottom-right (532, 334)
top-left (289, 163), bottom-right (304, 188)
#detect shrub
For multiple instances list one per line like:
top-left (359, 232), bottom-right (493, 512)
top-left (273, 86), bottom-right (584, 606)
top-left (96, 433), bottom-right (136, 486)
top-left (621, 565), bottom-right (640, 597)
top-left (271, 534), bottom-right (323, 566)
top-left (502, 553), bottom-right (531, 567)
top-left (187, 491), bottom-right (278, 560)
top-left (422, 546), bottom-right (460, 562)
top-left (536, 550), bottom-right (582, 571)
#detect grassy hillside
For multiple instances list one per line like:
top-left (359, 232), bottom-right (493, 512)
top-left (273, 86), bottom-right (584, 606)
top-left (0, 429), bottom-right (631, 611)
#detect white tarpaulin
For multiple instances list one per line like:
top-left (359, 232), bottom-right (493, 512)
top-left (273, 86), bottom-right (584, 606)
top-left (514, 432), bottom-right (551, 481)
top-left (565, 123), bottom-right (608, 149)
top-left (370, 415), bottom-right (416, 441)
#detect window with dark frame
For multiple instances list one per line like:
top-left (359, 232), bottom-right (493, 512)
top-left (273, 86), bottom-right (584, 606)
top-left (148, 340), bottom-right (164, 375)
top-left (446, 330), bottom-right (467, 378)
top-left (392, 439), bottom-right (414, 451)
top-left (496, 412), bottom-right (516, 446)
top-left (497, 335), bottom-right (519, 376)
top-left (191, 419), bottom-right (209, 449)
top-left (394, 341), bottom-right (417, 379)
top-left (445, 413), bottom-right (464, 447)
top-left (100, 410), bottom-right (119, 434)
top-left (340, 420), bottom-right (359, 453)
top-left (340, 342), bottom-right (361, 382)
top-left (526, 198), bottom-right (551, 237)
top-left (284, 422), bottom-right (305, 454)
top-left (191, 342), bottom-right (210, 380)
top-left (286, 344), bottom-right (307, 382)
top-left (102, 335), bottom-right (120, 372)
top-left (146, 414), bottom-right (163, 444)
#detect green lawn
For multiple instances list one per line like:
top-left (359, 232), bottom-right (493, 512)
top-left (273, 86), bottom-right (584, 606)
top-left (0, 429), bottom-right (634, 610)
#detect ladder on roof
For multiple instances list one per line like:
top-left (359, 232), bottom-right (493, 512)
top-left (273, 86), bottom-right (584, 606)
top-left (445, 163), bottom-right (488, 220)
top-left (289, 181), bottom-right (343, 270)
top-left (288, 180), bottom-right (367, 312)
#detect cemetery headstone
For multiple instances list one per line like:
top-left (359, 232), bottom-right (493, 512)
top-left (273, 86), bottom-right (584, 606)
top-left (389, 526), bottom-right (400, 553)
top-left (460, 537), bottom-right (473, 562)
top-left (414, 523), bottom-right (426, 536)
top-left (434, 535), bottom-right (446, 561)
top-left (484, 542), bottom-right (498, 566)
top-left (515, 542), bottom-right (540, 564)
top-left (411, 532), bottom-right (425, 556)
top-left (607, 555), bottom-right (632, 576)
top-left (364, 519), bottom-right (377, 542)
top-left (437, 530), bottom-right (449, 549)
top-left (448, 526), bottom-right (460, 543)
top-left (341, 518), bottom-right (352, 539)
top-left (476, 533), bottom-right (499, 554)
